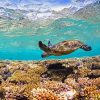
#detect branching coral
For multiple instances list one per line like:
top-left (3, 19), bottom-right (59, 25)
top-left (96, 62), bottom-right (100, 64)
top-left (78, 77), bottom-right (100, 87)
top-left (77, 67), bottom-right (91, 77)
top-left (82, 86), bottom-right (100, 99)
top-left (76, 78), bottom-right (100, 99)
top-left (0, 62), bottom-right (6, 68)
top-left (0, 85), bottom-right (5, 99)
top-left (8, 70), bottom-right (32, 84)
top-left (8, 70), bottom-right (40, 84)
top-left (41, 81), bottom-right (71, 93)
top-left (41, 81), bottom-right (77, 99)
top-left (27, 65), bottom-right (47, 76)
top-left (87, 70), bottom-right (100, 78)
top-left (31, 88), bottom-right (61, 100)
top-left (0, 75), bottom-right (3, 84)
top-left (23, 83), bottom-right (40, 99)
top-left (4, 85), bottom-right (28, 100)
top-left (64, 78), bottom-right (78, 89)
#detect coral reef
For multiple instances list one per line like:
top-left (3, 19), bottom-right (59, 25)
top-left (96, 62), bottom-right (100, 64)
top-left (41, 81), bottom-right (72, 93)
top-left (40, 81), bottom-right (77, 100)
top-left (31, 88), bottom-right (61, 100)
top-left (0, 56), bottom-right (100, 100)
top-left (0, 85), bottom-right (5, 99)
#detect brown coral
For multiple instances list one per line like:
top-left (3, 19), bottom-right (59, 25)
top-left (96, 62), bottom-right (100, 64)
top-left (8, 70), bottom-right (33, 84)
top-left (0, 56), bottom-right (99, 100)
top-left (31, 88), bottom-right (61, 100)
top-left (0, 85), bottom-right (5, 99)
top-left (41, 81), bottom-right (72, 93)
top-left (81, 86), bottom-right (100, 99)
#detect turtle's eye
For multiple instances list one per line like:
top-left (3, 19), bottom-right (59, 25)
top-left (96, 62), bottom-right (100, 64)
top-left (41, 54), bottom-right (45, 58)
top-left (41, 52), bottom-right (49, 58)
top-left (41, 54), bottom-right (47, 58)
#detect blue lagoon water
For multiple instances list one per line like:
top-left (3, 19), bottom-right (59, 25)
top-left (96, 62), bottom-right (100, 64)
top-left (0, 17), bottom-right (100, 60)
top-left (0, 0), bottom-right (100, 60)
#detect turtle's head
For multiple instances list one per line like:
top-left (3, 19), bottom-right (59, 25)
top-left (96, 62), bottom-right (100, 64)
top-left (41, 52), bottom-right (50, 58)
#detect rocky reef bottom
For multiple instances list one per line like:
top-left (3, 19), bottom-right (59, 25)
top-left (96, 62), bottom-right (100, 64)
top-left (0, 56), bottom-right (100, 100)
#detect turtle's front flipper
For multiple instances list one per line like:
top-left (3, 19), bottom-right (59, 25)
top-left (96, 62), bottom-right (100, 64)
top-left (39, 41), bottom-right (51, 52)
top-left (48, 41), bottom-right (52, 47)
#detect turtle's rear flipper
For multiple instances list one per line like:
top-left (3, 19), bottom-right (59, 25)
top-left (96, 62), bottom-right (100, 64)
top-left (80, 44), bottom-right (92, 51)
top-left (39, 41), bottom-right (51, 52)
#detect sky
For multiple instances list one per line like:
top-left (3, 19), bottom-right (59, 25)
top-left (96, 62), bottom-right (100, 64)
top-left (0, 0), bottom-right (98, 10)
top-left (10, 0), bottom-right (70, 5)
top-left (0, 0), bottom-right (71, 10)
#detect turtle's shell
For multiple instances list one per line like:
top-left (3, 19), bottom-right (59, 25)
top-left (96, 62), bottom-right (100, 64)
top-left (50, 40), bottom-right (83, 55)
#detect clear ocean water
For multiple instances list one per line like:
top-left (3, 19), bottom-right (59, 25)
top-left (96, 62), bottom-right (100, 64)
top-left (0, 17), bottom-right (100, 60)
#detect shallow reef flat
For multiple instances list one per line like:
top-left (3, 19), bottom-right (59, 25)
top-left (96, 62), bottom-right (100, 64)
top-left (0, 56), bottom-right (100, 100)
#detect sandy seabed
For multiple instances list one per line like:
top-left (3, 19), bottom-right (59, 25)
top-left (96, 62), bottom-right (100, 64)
top-left (0, 56), bottom-right (100, 100)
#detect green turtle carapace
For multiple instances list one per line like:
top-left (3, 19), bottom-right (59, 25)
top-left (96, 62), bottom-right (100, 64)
top-left (39, 40), bottom-right (92, 58)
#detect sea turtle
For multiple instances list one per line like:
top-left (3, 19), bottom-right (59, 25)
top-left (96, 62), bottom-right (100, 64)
top-left (38, 40), bottom-right (92, 58)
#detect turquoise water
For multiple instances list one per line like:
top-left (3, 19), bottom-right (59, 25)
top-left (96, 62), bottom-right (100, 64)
top-left (0, 17), bottom-right (100, 60)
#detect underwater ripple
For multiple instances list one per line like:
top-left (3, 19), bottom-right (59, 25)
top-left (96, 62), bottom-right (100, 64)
top-left (0, 17), bottom-right (100, 60)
